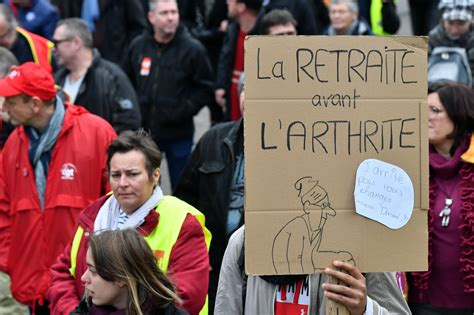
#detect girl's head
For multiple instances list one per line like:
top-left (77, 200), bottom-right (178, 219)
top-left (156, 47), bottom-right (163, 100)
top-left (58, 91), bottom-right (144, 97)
top-left (81, 229), bottom-right (181, 314)
top-left (427, 82), bottom-right (474, 153)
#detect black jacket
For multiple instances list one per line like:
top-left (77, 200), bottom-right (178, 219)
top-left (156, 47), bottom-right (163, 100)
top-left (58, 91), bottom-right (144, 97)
top-left (55, 50), bottom-right (141, 133)
top-left (174, 119), bottom-right (243, 308)
top-left (122, 27), bottom-right (214, 143)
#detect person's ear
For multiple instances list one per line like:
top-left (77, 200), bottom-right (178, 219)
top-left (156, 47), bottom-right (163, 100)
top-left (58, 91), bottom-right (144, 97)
top-left (116, 281), bottom-right (126, 288)
top-left (30, 96), bottom-right (43, 113)
top-left (72, 36), bottom-right (82, 48)
top-left (153, 168), bottom-right (161, 185)
top-left (148, 10), bottom-right (155, 25)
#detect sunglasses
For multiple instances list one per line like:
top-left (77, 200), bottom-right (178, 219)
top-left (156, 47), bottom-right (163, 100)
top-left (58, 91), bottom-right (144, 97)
top-left (52, 38), bottom-right (73, 46)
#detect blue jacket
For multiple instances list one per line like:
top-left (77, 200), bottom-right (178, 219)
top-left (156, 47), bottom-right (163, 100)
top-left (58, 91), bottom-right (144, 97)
top-left (8, 0), bottom-right (59, 40)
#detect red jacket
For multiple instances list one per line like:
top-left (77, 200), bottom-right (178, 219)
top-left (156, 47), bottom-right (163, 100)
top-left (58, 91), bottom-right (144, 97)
top-left (47, 195), bottom-right (209, 315)
top-left (0, 103), bottom-right (116, 308)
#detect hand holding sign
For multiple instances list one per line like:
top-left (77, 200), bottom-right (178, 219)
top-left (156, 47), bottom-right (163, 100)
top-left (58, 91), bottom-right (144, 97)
top-left (354, 159), bottom-right (414, 229)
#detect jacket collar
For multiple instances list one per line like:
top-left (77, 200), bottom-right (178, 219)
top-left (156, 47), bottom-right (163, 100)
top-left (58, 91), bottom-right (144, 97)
top-left (90, 49), bottom-right (102, 69)
top-left (73, 49), bottom-right (101, 96)
top-left (225, 118), bottom-right (243, 144)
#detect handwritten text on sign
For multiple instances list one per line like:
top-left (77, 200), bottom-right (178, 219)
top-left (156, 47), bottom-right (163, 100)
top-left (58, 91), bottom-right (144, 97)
top-left (354, 159), bottom-right (414, 229)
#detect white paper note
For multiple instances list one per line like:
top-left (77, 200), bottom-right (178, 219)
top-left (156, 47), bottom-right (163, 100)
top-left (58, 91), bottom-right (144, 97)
top-left (354, 159), bottom-right (414, 229)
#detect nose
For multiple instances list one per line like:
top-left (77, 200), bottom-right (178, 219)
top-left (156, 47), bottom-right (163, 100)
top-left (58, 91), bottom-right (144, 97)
top-left (118, 174), bottom-right (129, 187)
top-left (81, 270), bottom-right (90, 284)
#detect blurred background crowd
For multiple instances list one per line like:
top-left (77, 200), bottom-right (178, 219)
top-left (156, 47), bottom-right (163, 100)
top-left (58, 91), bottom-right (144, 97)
top-left (0, 0), bottom-right (473, 314)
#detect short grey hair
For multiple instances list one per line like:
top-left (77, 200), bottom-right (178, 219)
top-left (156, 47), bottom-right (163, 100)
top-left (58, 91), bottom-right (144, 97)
top-left (56, 18), bottom-right (93, 49)
top-left (330, 0), bottom-right (359, 13)
top-left (0, 4), bottom-right (17, 29)
top-left (149, 0), bottom-right (178, 12)
top-left (0, 47), bottom-right (17, 77)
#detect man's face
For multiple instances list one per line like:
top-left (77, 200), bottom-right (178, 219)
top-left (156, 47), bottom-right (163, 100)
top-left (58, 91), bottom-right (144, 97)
top-left (329, 3), bottom-right (357, 33)
top-left (148, 0), bottom-right (180, 40)
top-left (2, 95), bottom-right (35, 127)
top-left (443, 19), bottom-right (471, 38)
top-left (227, 0), bottom-right (244, 19)
top-left (52, 25), bottom-right (76, 67)
top-left (0, 18), bottom-right (17, 49)
top-left (268, 22), bottom-right (297, 35)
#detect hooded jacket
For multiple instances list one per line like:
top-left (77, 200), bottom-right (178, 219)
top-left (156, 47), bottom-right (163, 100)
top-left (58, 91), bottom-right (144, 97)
top-left (0, 102), bottom-right (116, 308)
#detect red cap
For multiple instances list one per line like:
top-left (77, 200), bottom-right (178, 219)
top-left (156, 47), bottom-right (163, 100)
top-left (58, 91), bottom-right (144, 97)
top-left (0, 62), bottom-right (56, 101)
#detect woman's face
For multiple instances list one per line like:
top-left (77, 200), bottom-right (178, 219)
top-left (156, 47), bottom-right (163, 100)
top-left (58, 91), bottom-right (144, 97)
top-left (81, 249), bottom-right (127, 309)
top-left (427, 92), bottom-right (455, 147)
top-left (109, 150), bottom-right (160, 214)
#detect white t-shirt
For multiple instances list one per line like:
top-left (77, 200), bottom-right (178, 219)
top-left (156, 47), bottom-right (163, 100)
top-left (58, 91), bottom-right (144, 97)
top-left (63, 74), bottom-right (85, 104)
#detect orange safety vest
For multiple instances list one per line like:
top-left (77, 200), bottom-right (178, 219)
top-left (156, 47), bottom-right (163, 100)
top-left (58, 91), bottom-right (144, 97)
top-left (16, 27), bottom-right (54, 74)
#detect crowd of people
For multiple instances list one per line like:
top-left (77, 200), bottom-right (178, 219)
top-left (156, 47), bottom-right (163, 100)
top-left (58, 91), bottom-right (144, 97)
top-left (0, 0), bottom-right (472, 314)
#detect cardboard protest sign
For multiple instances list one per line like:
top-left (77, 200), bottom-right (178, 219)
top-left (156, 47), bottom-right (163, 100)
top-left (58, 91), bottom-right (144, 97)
top-left (244, 36), bottom-right (429, 275)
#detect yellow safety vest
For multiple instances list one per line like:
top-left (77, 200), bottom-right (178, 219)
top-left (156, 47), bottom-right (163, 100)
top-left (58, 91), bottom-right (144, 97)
top-left (69, 196), bottom-right (212, 315)
top-left (370, 0), bottom-right (397, 36)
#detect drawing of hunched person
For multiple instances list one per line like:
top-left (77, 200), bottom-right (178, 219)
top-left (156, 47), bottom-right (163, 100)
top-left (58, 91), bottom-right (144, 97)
top-left (272, 176), bottom-right (354, 274)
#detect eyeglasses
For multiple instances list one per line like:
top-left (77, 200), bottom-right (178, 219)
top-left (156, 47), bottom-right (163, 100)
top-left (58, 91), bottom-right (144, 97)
top-left (52, 38), bottom-right (73, 47)
top-left (428, 106), bottom-right (444, 118)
